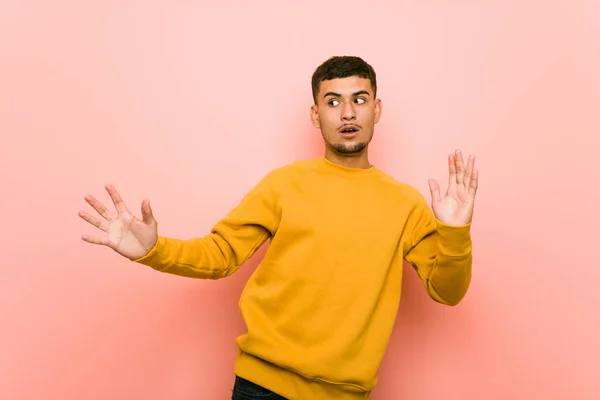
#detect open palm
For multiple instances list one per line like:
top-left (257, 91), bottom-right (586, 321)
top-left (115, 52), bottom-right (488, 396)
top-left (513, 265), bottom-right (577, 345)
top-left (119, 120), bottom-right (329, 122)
top-left (78, 184), bottom-right (158, 260)
top-left (428, 149), bottom-right (479, 226)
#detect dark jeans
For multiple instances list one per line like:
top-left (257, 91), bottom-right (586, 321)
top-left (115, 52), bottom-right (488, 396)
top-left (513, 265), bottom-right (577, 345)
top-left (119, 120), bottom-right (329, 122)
top-left (231, 375), bottom-right (288, 400)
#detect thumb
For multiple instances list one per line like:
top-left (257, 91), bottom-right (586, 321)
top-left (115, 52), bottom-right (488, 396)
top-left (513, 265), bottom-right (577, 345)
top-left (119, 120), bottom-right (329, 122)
top-left (141, 199), bottom-right (157, 227)
top-left (428, 179), bottom-right (441, 205)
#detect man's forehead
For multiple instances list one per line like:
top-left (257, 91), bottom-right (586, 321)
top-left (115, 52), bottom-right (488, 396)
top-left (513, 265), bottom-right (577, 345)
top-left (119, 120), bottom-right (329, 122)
top-left (319, 77), bottom-right (373, 96)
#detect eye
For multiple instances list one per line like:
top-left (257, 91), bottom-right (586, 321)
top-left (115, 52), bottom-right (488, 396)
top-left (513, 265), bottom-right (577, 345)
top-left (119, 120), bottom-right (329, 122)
top-left (328, 99), bottom-right (340, 106)
top-left (354, 98), bottom-right (366, 104)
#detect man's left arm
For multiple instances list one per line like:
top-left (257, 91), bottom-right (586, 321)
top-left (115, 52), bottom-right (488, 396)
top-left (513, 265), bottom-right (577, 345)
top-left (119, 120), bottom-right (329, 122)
top-left (404, 203), bottom-right (473, 306)
top-left (404, 149), bottom-right (479, 306)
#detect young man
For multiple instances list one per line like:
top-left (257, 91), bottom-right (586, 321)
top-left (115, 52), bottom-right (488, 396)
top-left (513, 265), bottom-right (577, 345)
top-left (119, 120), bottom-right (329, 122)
top-left (79, 56), bottom-right (479, 400)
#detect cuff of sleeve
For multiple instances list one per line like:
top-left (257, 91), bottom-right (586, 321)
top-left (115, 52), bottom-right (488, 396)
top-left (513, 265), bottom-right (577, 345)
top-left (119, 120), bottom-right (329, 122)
top-left (436, 219), bottom-right (472, 256)
top-left (132, 236), bottom-right (168, 269)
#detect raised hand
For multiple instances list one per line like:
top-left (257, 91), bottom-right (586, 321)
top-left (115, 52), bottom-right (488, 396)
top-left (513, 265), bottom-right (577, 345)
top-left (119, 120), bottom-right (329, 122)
top-left (78, 184), bottom-right (158, 260)
top-left (427, 149), bottom-right (479, 226)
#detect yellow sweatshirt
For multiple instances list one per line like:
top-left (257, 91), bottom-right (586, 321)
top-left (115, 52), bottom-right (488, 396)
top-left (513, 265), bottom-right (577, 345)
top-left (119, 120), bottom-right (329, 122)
top-left (134, 157), bottom-right (472, 399)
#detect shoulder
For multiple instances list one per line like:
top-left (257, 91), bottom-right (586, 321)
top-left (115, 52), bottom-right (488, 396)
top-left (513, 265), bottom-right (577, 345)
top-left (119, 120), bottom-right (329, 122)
top-left (373, 170), bottom-right (436, 233)
top-left (250, 158), bottom-right (319, 192)
top-left (261, 158), bottom-right (321, 180)
top-left (372, 168), bottom-right (428, 207)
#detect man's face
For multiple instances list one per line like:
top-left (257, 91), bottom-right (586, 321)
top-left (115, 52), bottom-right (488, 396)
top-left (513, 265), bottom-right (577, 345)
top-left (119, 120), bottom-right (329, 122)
top-left (310, 76), bottom-right (382, 156)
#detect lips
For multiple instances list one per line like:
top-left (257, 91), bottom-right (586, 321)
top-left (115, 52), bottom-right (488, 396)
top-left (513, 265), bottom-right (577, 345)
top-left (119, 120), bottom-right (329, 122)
top-left (339, 124), bottom-right (360, 137)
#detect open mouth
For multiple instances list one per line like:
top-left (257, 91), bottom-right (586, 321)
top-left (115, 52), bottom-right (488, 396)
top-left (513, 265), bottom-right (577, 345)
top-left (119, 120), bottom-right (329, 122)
top-left (339, 125), bottom-right (360, 135)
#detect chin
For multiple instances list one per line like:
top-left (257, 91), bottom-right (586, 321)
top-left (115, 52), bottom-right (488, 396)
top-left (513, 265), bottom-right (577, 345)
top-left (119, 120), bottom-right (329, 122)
top-left (331, 142), bottom-right (368, 155)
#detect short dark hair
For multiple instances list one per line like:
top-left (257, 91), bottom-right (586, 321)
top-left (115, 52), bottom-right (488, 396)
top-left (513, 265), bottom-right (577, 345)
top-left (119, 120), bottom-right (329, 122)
top-left (311, 56), bottom-right (377, 103)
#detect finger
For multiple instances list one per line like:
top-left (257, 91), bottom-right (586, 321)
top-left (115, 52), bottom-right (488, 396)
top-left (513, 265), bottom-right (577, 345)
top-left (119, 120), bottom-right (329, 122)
top-left (78, 210), bottom-right (108, 231)
top-left (448, 153), bottom-right (458, 190)
top-left (468, 168), bottom-right (479, 197)
top-left (141, 199), bottom-right (157, 227)
top-left (428, 179), bottom-right (441, 204)
top-left (81, 234), bottom-right (110, 246)
top-left (105, 184), bottom-right (129, 214)
top-left (84, 194), bottom-right (113, 220)
top-left (455, 149), bottom-right (465, 186)
top-left (463, 154), bottom-right (475, 187)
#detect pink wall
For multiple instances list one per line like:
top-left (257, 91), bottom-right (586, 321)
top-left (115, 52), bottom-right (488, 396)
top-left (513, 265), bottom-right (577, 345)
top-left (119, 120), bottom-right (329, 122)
top-left (1, 1), bottom-right (599, 399)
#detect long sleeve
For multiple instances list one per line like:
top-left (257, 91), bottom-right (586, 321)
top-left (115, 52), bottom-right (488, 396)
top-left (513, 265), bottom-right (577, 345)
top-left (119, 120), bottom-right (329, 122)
top-left (403, 196), bottom-right (473, 306)
top-left (133, 170), bottom-right (282, 279)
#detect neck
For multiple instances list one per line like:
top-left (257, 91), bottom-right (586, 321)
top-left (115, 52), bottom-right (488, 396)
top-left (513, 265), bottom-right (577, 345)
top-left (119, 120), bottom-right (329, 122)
top-left (324, 148), bottom-right (371, 169)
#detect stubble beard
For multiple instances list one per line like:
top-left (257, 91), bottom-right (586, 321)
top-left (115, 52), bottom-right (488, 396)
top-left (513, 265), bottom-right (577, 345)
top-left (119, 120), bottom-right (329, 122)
top-left (324, 130), bottom-right (371, 156)
top-left (329, 141), bottom-right (368, 155)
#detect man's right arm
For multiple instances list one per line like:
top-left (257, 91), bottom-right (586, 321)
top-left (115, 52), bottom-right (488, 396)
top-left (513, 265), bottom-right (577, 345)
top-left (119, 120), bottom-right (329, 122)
top-left (133, 170), bottom-right (282, 279)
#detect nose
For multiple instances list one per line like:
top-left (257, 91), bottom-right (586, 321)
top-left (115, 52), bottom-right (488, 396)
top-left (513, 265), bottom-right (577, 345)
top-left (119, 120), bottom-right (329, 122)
top-left (341, 102), bottom-right (356, 121)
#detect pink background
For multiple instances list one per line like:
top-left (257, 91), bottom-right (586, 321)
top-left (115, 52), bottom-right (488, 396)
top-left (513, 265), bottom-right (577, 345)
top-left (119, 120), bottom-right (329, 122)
top-left (1, 1), bottom-right (599, 399)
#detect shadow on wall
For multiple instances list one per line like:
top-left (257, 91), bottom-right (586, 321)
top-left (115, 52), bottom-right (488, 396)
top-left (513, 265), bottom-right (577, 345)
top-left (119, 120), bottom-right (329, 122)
top-left (372, 260), bottom-right (477, 399)
top-left (143, 243), bottom-right (270, 398)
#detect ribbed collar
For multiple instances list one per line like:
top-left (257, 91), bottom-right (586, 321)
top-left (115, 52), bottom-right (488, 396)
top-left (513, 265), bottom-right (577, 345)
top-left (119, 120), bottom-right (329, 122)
top-left (317, 156), bottom-right (378, 175)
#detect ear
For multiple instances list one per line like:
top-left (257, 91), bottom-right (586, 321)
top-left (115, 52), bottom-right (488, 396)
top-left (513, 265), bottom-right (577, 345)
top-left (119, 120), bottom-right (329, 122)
top-left (373, 98), bottom-right (382, 124)
top-left (310, 104), bottom-right (321, 129)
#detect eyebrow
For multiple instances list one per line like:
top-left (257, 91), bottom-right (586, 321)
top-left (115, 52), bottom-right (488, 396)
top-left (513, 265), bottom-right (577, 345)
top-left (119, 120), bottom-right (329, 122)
top-left (323, 90), bottom-right (371, 98)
